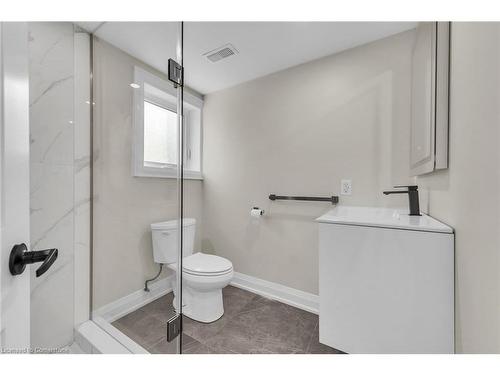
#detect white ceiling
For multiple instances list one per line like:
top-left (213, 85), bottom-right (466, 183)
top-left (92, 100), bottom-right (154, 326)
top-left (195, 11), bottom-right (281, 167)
top-left (77, 22), bottom-right (417, 95)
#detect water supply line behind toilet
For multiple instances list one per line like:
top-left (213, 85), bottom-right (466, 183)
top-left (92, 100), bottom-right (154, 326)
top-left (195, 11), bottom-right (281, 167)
top-left (144, 263), bottom-right (163, 292)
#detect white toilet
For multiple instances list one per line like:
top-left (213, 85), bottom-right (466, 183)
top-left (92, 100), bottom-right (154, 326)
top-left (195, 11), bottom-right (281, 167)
top-left (151, 218), bottom-right (233, 323)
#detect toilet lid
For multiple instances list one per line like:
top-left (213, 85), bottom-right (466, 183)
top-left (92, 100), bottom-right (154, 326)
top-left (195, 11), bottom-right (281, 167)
top-left (182, 253), bottom-right (233, 275)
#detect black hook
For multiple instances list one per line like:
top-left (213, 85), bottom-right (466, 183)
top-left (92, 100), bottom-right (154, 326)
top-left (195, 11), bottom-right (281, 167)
top-left (9, 243), bottom-right (58, 277)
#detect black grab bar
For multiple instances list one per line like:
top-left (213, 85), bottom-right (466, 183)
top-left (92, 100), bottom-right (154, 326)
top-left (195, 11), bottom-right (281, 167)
top-left (269, 194), bottom-right (339, 204)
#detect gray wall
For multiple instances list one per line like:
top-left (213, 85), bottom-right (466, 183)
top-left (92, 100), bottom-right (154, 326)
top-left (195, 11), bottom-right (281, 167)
top-left (92, 39), bottom-right (203, 309)
top-left (418, 23), bottom-right (500, 353)
top-left (202, 30), bottom-right (415, 294)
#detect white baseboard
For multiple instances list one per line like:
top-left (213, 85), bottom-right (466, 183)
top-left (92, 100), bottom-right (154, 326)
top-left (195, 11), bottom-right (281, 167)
top-left (230, 272), bottom-right (319, 314)
top-left (93, 275), bottom-right (174, 323)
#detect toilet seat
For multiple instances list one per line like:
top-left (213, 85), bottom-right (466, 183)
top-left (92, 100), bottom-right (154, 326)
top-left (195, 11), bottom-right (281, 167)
top-left (170, 252), bottom-right (233, 277)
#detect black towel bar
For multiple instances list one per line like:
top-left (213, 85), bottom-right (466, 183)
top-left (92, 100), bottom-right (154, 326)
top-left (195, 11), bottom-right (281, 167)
top-left (269, 194), bottom-right (339, 204)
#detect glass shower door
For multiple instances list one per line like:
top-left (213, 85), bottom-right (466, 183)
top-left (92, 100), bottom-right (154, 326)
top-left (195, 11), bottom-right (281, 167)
top-left (90, 21), bottom-right (184, 354)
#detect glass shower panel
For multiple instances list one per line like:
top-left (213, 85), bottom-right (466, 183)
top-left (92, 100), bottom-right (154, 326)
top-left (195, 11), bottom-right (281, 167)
top-left (91, 22), bottom-right (184, 353)
top-left (180, 22), bottom-right (345, 354)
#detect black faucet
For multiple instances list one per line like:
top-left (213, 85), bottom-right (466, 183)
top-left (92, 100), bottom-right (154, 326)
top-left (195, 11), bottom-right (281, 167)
top-left (383, 185), bottom-right (421, 216)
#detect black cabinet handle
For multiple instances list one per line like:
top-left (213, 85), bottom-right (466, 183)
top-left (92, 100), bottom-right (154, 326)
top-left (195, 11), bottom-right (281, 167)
top-left (9, 243), bottom-right (58, 277)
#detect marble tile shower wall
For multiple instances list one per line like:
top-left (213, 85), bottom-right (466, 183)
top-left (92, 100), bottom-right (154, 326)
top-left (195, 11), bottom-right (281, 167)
top-left (29, 22), bottom-right (83, 349)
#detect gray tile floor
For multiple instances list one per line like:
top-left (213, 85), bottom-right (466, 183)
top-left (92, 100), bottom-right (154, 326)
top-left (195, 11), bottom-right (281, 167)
top-left (112, 285), bottom-right (344, 354)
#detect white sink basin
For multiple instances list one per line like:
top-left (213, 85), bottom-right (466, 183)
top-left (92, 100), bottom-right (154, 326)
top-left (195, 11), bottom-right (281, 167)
top-left (316, 205), bottom-right (452, 233)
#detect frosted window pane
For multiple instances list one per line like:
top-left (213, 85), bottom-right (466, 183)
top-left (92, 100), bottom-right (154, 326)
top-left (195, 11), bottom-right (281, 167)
top-left (143, 101), bottom-right (177, 165)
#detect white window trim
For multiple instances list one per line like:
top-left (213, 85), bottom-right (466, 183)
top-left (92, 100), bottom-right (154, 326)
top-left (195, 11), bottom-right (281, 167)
top-left (132, 66), bottom-right (203, 180)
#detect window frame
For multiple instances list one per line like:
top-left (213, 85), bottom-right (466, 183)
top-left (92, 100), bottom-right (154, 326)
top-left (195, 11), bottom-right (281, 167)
top-left (132, 66), bottom-right (203, 179)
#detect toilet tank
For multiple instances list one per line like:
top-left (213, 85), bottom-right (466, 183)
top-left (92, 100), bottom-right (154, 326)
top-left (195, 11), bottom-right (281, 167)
top-left (151, 218), bottom-right (196, 264)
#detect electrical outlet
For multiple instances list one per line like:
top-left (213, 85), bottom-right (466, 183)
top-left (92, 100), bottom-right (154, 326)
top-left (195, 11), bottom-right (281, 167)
top-left (341, 179), bottom-right (352, 195)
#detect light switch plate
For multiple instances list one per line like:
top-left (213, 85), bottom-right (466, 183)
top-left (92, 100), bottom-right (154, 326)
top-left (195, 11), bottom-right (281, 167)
top-left (341, 179), bottom-right (352, 195)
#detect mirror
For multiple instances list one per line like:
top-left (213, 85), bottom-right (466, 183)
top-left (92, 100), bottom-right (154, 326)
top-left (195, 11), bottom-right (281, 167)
top-left (410, 22), bottom-right (450, 176)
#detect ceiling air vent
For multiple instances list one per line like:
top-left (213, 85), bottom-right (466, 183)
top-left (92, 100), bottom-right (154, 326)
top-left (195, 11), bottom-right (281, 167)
top-left (203, 44), bottom-right (238, 63)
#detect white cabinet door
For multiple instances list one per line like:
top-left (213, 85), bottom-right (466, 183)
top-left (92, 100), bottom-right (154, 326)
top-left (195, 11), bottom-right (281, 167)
top-left (319, 223), bottom-right (454, 353)
top-left (0, 22), bottom-right (31, 351)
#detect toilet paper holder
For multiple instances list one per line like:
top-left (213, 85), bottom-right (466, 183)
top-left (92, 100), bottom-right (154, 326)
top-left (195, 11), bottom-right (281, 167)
top-left (251, 207), bottom-right (265, 216)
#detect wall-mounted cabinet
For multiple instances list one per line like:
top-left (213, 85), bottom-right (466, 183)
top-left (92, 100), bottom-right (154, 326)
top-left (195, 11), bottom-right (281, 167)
top-left (410, 22), bottom-right (450, 176)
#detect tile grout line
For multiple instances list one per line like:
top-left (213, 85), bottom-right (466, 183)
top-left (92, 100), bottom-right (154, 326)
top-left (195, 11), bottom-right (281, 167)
top-left (196, 290), bottom-right (316, 354)
top-left (113, 307), bottom-right (168, 351)
top-left (305, 321), bottom-right (319, 354)
top-left (190, 292), bottom-right (258, 349)
top-left (201, 293), bottom-right (268, 353)
top-left (193, 294), bottom-right (259, 353)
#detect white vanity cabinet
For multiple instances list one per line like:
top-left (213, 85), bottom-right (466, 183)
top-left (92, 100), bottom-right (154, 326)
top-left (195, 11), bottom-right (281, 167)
top-left (317, 206), bottom-right (454, 354)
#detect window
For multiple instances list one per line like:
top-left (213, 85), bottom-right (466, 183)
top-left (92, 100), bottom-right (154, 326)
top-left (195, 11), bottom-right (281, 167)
top-left (143, 101), bottom-right (177, 167)
top-left (132, 66), bottom-right (203, 179)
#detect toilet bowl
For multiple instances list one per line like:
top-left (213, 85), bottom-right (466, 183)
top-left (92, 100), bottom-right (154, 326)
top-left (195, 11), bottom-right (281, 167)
top-left (169, 252), bottom-right (233, 322)
top-left (151, 219), bottom-right (233, 323)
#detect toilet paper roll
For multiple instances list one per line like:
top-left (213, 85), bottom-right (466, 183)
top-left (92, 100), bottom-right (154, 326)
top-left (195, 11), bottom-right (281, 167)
top-left (250, 207), bottom-right (264, 217)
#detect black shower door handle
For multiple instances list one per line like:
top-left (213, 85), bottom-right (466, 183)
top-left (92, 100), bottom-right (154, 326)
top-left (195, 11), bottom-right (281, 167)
top-left (9, 243), bottom-right (58, 277)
